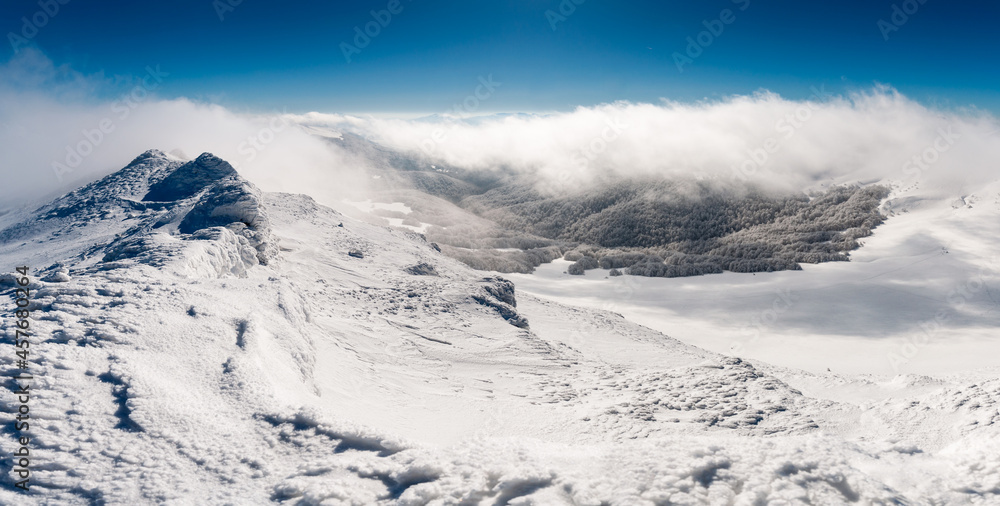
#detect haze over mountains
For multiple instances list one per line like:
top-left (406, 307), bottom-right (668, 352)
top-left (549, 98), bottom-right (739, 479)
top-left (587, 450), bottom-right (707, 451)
top-left (328, 131), bottom-right (892, 277)
top-left (3, 50), bottom-right (998, 211)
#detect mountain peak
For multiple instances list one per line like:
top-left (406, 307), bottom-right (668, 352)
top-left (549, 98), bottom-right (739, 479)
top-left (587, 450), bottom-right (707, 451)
top-left (1, 150), bottom-right (276, 272)
top-left (120, 148), bottom-right (170, 169)
top-left (142, 152), bottom-right (237, 202)
top-left (194, 151), bottom-right (225, 165)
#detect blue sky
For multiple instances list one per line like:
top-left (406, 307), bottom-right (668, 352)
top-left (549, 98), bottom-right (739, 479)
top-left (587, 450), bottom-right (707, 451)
top-left (2, 0), bottom-right (998, 114)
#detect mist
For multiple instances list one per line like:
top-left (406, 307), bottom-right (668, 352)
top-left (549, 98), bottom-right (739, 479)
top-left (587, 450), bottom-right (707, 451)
top-left (301, 88), bottom-right (1000, 196)
top-left (3, 49), bottom-right (999, 210)
top-left (0, 49), bottom-right (368, 209)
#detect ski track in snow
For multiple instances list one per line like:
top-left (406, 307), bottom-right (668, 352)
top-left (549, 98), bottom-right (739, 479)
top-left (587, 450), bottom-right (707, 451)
top-left (0, 151), bottom-right (998, 504)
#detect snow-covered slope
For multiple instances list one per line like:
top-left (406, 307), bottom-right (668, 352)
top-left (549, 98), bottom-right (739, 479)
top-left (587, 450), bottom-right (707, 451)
top-left (1, 151), bottom-right (998, 504)
top-left (507, 177), bottom-right (1000, 375)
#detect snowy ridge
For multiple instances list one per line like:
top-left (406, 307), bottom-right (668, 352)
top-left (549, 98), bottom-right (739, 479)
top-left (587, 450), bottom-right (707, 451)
top-left (0, 153), bottom-right (998, 504)
top-left (1, 150), bottom-right (278, 280)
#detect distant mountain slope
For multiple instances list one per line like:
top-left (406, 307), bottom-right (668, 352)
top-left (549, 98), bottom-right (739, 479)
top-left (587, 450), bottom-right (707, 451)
top-left (328, 133), bottom-right (500, 202)
top-left (330, 134), bottom-right (891, 276)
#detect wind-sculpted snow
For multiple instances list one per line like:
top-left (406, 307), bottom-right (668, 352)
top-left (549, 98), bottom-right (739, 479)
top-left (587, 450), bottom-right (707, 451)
top-left (177, 178), bottom-right (278, 266)
top-left (0, 152), bottom-right (998, 504)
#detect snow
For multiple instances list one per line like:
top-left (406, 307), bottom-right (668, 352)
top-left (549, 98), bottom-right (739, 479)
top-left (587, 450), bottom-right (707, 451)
top-left (1, 152), bottom-right (998, 504)
top-left (343, 199), bottom-right (433, 234)
top-left (507, 179), bottom-right (1000, 376)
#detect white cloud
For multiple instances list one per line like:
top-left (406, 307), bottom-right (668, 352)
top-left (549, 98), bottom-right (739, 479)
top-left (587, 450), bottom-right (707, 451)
top-left (0, 49), bottom-right (368, 208)
top-left (3, 49), bottom-right (998, 209)
top-left (304, 87), bottom-right (1000, 195)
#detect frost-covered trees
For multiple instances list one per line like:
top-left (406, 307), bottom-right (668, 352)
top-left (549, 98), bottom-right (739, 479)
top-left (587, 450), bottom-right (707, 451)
top-left (447, 179), bottom-right (889, 278)
top-left (567, 256), bottom-right (599, 275)
top-left (360, 150), bottom-right (890, 278)
top-left (440, 245), bottom-right (565, 273)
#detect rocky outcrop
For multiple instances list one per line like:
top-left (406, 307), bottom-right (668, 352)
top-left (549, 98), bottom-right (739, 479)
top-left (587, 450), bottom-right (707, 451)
top-left (472, 277), bottom-right (528, 328)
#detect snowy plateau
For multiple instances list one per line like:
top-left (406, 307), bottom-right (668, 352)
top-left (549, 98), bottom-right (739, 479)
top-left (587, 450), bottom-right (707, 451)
top-left (1, 149), bottom-right (999, 505)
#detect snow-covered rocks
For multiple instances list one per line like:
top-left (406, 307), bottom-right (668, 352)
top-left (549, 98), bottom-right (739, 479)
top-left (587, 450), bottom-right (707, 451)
top-left (40, 266), bottom-right (70, 282)
top-left (168, 153), bottom-right (278, 265)
top-left (142, 152), bottom-right (237, 202)
top-left (472, 277), bottom-right (528, 328)
top-left (404, 262), bottom-right (438, 276)
top-left (1, 150), bottom-right (279, 279)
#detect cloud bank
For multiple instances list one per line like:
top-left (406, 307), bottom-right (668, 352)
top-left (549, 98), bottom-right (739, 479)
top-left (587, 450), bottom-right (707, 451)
top-left (0, 49), bottom-right (367, 208)
top-left (2, 49), bottom-right (998, 209)
top-left (304, 90), bottom-right (998, 196)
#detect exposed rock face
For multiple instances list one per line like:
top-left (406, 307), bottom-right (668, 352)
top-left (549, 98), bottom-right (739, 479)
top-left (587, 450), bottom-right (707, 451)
top-left (172, 155), bottom-right (278, 265)
top-left (473, 277), bottom-right (528, 328)
top-left (405, 262), bottom-right (439, 276)
top-left (142, 152), bottom-right (237, 202)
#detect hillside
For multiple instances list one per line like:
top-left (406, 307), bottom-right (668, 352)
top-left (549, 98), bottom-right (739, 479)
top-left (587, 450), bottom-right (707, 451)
top-left (0, 152), bottom-right (997, 504)
top-left (329, 135), bottom-right (891, 277)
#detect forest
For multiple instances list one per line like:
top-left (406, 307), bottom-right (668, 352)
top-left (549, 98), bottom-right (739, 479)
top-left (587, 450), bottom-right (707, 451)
top-left (442, 177), bottom-right (889, 277)
top-left (336, 136), bottom-right (891, 278)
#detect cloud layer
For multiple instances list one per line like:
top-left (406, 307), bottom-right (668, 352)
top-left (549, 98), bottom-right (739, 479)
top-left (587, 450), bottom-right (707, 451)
top-left (0, 49), bottom-right (367, 207)
top-left (314, 90), bottom-right (998, 195)
top-left (3, 49), bottom-right (998, 208)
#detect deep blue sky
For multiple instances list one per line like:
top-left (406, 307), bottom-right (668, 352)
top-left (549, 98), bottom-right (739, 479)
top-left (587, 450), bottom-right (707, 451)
top-left (2, 0), bottom-right (997, 114)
